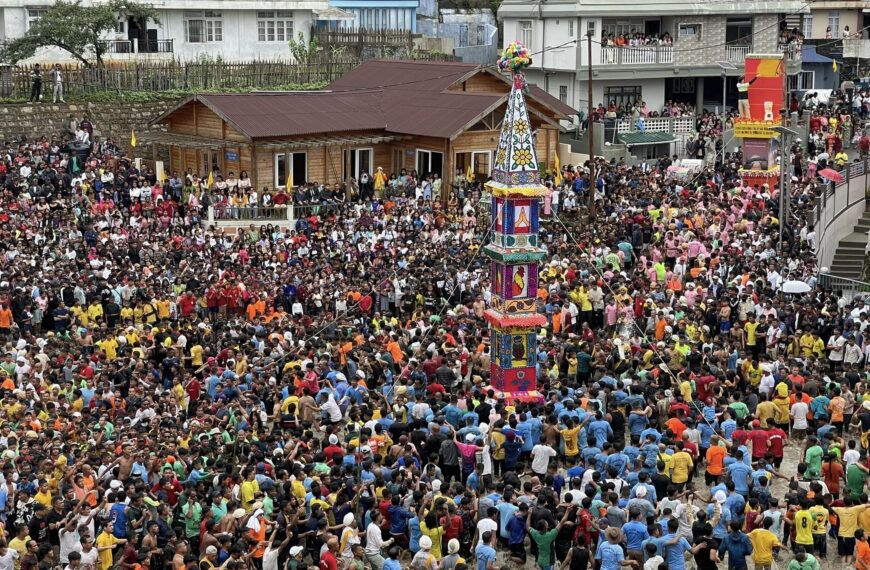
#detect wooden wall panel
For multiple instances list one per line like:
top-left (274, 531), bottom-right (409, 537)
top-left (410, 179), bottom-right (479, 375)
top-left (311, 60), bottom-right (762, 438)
top-left (452, 130), bottom-right (500, 153)
top-left (325, 145), bottom-right (343, 182)
top-left (195, 104), bottom-right (223, 139)
top-left (256, 147), bottom-right (273, 189)
top-left (183, 148), bottom-right (198, 175)
top-left (373, 143), bottom-right (392, 174)
top-left (168, 105), bottom-right (196, 135)
top-left (451, 73), bottom-right (508, 94)
top-left (170, 146), bottom-right (182, 174)
top-left (308, 147), bottom-right (327, 183)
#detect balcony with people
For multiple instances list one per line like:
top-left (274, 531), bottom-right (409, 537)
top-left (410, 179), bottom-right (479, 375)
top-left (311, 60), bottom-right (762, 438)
top-left (599, 31), bottom-right (674, 65)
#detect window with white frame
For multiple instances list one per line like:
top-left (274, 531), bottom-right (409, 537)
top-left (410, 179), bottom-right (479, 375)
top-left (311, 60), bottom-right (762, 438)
top-left (519, 20), bottom-right (532, 47)
top-left (27, 8), bottom-right (47, 29)
top-left (678, 23), bottom-right (701, 39)
top-left (274, 152), bottom-right (308, 188)
top-left (569, 19), bottom-right (574, 38)
top-left (828, 10), bottom-right (840, 37)
top-left (787, 70), bottom-right (814, 91)
top-left (115, 19), bottom-right (126, 34)
top-left (184, 11), bottom-right (223, 43)
top-left (602, 18), bottom-right (646, 38)
top-left (559, 86), bottom-right (568, 103)
top-left (258, 11), bottom-right (293, 42)
top-left (802, 14), bottom-right (813, 39)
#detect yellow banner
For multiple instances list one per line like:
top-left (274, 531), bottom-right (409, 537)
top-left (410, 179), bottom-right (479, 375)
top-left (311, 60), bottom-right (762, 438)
top-left (733, 122), bottom-right (776, 139)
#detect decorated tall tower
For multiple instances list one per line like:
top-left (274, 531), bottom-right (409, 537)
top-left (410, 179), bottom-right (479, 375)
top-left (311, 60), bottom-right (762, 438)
top-left (483, 42), bottom-right (550, 403)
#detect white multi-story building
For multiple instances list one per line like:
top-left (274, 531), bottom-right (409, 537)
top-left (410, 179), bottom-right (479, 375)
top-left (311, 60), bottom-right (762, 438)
top-left (0, 0), bottom-right (352, 61)
top-left (498, 0), bottom-right (807, 117)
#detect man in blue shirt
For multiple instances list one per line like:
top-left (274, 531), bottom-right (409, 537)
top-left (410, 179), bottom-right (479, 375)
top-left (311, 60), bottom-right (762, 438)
top-left (661, 519), bottom-right (695, 570)
top-left (717, 521), bottom-right (753, 570)
top-left (382, 546), bottom-right (402, 570)
top-left (589, 413), bottom-right (613, 448)
top-left (623, 509), bottom-right (650, 559)
top-left (474, 531), bottom-right (497, 570)
top-left (726, 455), bottom-right (752, 497)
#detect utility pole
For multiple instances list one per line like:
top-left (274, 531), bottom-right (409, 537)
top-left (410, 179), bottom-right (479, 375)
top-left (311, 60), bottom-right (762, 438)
top-left (587, 30), bottom-right (595, 218)
top-left (771, 124), bottom-right (799, 256)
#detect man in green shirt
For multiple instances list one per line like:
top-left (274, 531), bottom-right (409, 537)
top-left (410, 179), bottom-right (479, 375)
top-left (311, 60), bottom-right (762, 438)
top-left (846, 462), bottom-right (870, 500)
top-left (803, 437), bottom-right (824, 479)
top-left (182, 493), bottom-right (203, 552)
top-left (528, 511), bottom-right (569, 570)
top-left (786, 547), bottom-right (820, 570)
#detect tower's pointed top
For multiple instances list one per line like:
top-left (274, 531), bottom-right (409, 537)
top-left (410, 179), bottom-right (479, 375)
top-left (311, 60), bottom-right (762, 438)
top-left (489, 42), bottom-right (550, 198)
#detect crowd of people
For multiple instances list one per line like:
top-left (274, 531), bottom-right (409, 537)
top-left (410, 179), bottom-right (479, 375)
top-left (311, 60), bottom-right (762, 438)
top-left (0, 89), bottom-right (866, 570)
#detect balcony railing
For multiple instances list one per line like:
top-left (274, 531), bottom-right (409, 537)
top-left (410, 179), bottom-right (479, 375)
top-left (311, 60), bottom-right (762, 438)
top-left (725, 44), bottom-right (751, 63)
top-left (778, 42), bottom-right (802, 61)
top-left (599, 45), bottom-right (673, 65)
top-left (99, 39), bottom-right (174, 55)
top-left (843, 38), bottom-right (870, 59)
top-left (615, 116), bottom-right (696, 134)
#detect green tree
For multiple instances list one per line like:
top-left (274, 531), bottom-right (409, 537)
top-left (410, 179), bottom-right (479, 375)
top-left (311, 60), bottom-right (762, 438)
top-left (0, 0), bottom-right (160, 67)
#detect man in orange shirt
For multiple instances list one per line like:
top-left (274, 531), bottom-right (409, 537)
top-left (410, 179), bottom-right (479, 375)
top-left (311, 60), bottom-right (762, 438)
top-left (855, 528), bottom-right (870, 570)
top-left (0, 304), bottom-right (12, 335)
top-left (705, 435), bottom-right (727, 486)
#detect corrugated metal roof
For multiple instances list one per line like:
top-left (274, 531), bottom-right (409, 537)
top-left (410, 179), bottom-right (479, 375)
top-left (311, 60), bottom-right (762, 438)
top-left (328, 59), bottom-right (480, 92)
top-left (618, 131), bottom-right (676, 145)
top-left (195, 91), bottom-right (386, 138)
top-left (158, 61), bottom-right (576, 140)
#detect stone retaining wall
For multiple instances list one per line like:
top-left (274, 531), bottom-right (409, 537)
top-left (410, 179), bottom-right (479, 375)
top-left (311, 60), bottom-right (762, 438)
top-left (0, 100), bottom-right (180, 145)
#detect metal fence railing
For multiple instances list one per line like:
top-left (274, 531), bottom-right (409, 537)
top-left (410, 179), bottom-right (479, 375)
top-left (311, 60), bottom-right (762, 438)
top-left (818, 272), bottom-right (870, 300)
top-left (211, 206), bottom-right (291, 222)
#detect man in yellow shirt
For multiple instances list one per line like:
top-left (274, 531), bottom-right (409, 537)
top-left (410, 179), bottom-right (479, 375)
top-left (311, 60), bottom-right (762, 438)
top-left (744, 315), bottom-right (759, 357)
top-left (560, 418), bottom-right (580, 457)
top-left (87, 301), bottom-right (104, 324)
top-left (34, 481), bottom-right (52, 507)
top-left (239, 467), bottom-right (260, 511)
top-left (8, 526), bottom-right (30, 570)
top-left (190, 344), bottom-right (204, 368)
top-left (748, 517), bottom-right (782, 569)
top-left (798, 330), bottom-right (815, 357)
top-left (793, 503), bottom-right (815, 551)
top-left (97, 336), bottom-right (118, 361)
top-left (670, 441), bottom-right (693, 488)
top-left (96, 525), bottom-right (126, 570)
top-left (69, 303), bottom-right (87, 327)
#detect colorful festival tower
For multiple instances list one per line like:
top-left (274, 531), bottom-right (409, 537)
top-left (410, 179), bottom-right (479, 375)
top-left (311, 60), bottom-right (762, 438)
top-left (482, 42), bottom-right (549, 403)
top-left (733, 54), bottom-right (785, 191)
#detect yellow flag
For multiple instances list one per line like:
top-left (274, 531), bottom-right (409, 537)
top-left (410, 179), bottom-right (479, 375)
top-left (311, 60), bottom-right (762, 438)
top-left (206, 171), bottom-right (214, 188)
top-left (554, 153), bottom-right (563, 185)
top-left (286, 168), bottom-right (293, 191)
top-left (466, 165), bottom-right (474, 183)
top-left (130, 129), bottom-right (136, 148)
top-left (833, 60), bottom-right (838, 72)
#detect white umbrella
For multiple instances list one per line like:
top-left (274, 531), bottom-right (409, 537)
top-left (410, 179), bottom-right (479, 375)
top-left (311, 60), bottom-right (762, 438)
top-left (781, 280), bottom-right (812, 294)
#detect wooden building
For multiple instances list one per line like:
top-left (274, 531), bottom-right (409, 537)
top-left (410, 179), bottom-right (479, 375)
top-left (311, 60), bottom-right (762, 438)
top-left (149, 60), bottom-right (576, 197)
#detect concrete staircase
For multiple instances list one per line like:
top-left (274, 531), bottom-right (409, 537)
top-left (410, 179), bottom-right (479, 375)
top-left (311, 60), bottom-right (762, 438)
top-left (830, 209), bottom-right (870, 278)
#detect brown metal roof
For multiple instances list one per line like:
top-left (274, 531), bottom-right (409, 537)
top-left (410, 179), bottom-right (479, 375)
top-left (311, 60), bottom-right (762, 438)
top-left (194, 91), bottom-right (386, 138)
top-left (154, 61), bottom-right (576, 140)
top-left (327, 59), bottom-right (480, 93)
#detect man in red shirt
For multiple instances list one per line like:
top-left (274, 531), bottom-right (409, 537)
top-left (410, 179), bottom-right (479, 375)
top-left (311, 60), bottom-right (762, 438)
top-left (319, 537), bottom-right (339, 570)
top-left (765, 419), bottom-right (787, 468)
top-left (731, 419), bottom-right (752, 448)
top-left (747, 420), bottom-right (769, 461)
